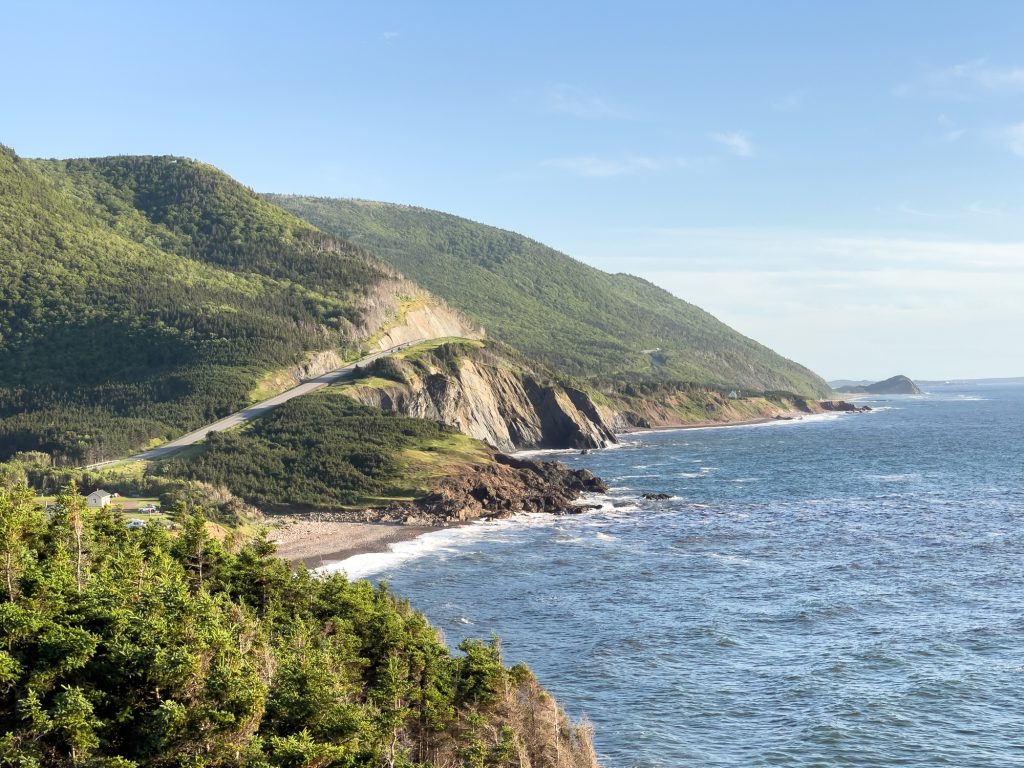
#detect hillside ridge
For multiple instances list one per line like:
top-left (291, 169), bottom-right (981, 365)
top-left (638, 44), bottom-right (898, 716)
top-left (0, 149), bottom-right (461, 463)
top-left (267, 194), bottom-right (831, 398)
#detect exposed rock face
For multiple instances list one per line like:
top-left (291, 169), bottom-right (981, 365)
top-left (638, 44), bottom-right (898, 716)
top-left (352, 277), bottom-right (482, 349)
top-left (343, 343), bottom-right (618, 452)
top-left (835, 375), bottom-right (921, 395)
top-left (292, 350), bottom-right (345, 380)
top-left (606, 385), bottom-right (822, 430)
top-left (388, 454), bottom-right (608, 525)
top-left (304, 453), bottom-right (608, 526)
top-left (414, 454), bottom-right (607, 522)
top-left (819, 400), bottom-right (872, 413)
top-left (373, 300), bottom-right (482, 350)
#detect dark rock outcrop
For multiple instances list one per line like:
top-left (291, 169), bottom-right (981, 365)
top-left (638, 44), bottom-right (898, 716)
top-left (642, 492), bottom-right (673, 500)
top-left (396, 453), bottom-right (608, 524)
top-left (819, 400), bottom-right (872, 413)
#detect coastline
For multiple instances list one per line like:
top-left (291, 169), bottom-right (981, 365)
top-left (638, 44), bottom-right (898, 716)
top-left (269, 520), bottom-right (443, 569)
top-left (619, 414), bottom-right (799, 433)
top-left (271, 409), bottom-right (853, 569)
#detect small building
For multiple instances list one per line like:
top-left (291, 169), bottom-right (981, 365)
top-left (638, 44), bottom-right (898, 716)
top-left (86, 490), bottom-right (112, 508)
top-left (727, 390), bottom-right (740, 400)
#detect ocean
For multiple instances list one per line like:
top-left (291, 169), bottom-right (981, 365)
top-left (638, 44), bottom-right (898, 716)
top-left (328, 384), bottom-right (1024, 767)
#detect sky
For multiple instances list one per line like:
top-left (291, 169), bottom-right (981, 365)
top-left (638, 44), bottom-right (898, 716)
top-left (3, 1), bottom-right (1023, 380)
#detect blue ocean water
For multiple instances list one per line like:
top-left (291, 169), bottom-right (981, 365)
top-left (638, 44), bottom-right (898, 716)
top-left (343, 384), bottom-right (1024, 767)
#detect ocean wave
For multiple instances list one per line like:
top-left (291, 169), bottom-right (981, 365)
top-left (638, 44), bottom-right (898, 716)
top-left (319, 514), bottom-right (559, 580)
top-left (864, 473), bottom-right (922, 483)
top-left (513, 439), bottom-right (634, 459)
top-left (632, 411), bottom-right (844, 436)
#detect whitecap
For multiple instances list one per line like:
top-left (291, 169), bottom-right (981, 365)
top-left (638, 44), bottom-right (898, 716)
top-left (319, 514), bottom-right (558, 580)
top-left (864, 473), bottom-right (922, 483)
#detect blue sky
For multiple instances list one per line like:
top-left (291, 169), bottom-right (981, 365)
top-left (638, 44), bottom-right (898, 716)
top-left (4, 1), bottom-right (1023, 379)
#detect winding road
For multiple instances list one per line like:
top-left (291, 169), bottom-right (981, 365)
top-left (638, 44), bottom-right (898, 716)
top-left (86, 340), bottom-right (424, 469)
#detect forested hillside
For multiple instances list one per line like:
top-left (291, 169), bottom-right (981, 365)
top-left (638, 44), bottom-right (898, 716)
top-left (267, 196), bottom-right (831, 397)
top-left (161, 391), bottom-right (490, 509)
top-left (0, 147), bottom-right (403, 464)
top-left (0, 484), bottom-right (598, 766)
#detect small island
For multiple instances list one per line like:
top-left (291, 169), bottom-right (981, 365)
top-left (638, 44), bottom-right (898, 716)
top-left (834, 375), bottom-right (922, 395)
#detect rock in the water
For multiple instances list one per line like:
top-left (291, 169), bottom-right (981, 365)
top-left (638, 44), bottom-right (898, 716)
top-left (820, 400), bottom-right (872, 413)
top-left (642, 492), bottom-right (673, 500)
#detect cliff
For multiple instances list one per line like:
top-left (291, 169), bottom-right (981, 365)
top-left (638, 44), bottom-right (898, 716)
top-left (596, 381), bottom-right (824, 430)
top-left (358, 279), bottom-right (483, 351)
top-left (337, 340), bottom-right (842, 451)
top-left (340, 340), bottom-right (618, 452)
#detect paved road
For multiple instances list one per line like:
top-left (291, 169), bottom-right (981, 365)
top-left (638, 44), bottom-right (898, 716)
top-left (86, 340), bottom-right (424, 468)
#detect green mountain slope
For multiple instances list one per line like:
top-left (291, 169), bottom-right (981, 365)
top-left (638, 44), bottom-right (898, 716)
top-left (267, 196), bottom-right (831, 397)
top-left (0, 148), bottom-right (400, 464)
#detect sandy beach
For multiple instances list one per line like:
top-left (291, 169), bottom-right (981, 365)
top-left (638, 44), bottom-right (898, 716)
top-left (269, 520), bottom-right (441, 569)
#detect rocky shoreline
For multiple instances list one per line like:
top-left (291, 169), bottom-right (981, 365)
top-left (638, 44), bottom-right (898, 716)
top-left (819, 399), bottom-right (873, 413)
top-left (282, 453), bottom-right (608, 528)
top-left (271, 400), bottom-right (869, 564)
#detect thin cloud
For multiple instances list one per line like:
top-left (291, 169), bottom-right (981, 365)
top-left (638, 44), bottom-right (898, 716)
top-left (382, 31), bottom-right (400, 40)
top-left (897, 58), bottom-right (1024, 99)
top-left (711, 131), bottom-right (754, 157)
top-left (937, 114), bottom-right (965, 142)
top-left (965, 201), bottom-right (1005, 216)
top-left (583, 227), bottom-right (1024, 273)
top-left (1004, 122), bottom-right (1024, 156)
top-left (541, 155), bottom-right (687, 178)
top-left (896, 202), bottom-right (946, 219)
top-left (542, 84), bottom-right (640, 120)
top-left (771, 89), bottom-right (806, 112)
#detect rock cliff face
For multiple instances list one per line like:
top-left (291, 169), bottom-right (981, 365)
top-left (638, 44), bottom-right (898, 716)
top-left (393, 453), bottom-right (608, 525)
top-left (357, 279), bottom-right (482, 351)
top-left (372, 300), bottom-right (481, 349)
top-left (341, 342), bottom-right (618, 452)
top-left (602, 384), bottom-right (823, 430)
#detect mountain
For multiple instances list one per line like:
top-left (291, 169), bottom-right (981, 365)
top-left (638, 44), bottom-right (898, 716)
top-left (264, 196), bottom-right (832, 398)
top-left (835, 375), bottom-right (922, 395)
top-left (0, 147), bottom-right (464, 463)
top-left (828, 379), bottom-right (873, 389)
top-left (2, 144), bottom-right (830, 470)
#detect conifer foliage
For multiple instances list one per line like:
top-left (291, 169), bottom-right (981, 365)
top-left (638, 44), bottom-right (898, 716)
top-left (0, 484), bottom-right (598, 767)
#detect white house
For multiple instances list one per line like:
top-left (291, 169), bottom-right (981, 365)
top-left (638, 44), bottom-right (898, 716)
top-left (727, 390), bottom-right (740, 400)
top-left (86, 490), bottom-right (112, 508)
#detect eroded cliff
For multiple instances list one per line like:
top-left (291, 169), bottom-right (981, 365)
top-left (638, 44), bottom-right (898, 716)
top-left (339, 340), bottom-right (618, 452)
